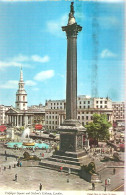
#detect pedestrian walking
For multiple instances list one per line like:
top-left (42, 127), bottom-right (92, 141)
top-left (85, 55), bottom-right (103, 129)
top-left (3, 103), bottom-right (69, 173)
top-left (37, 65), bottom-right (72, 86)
top-left (67, 178), bottom-right (69, 183)
top-left (5, 156), bottom-right (7, 161)
top-left (60, 166), bottom-right (63, 172)
top-left (92, 183), bottom-right (95, 190)
top-left (104, 185), bottom-right (106, 191)
top-left (5, 150), bottom-right (6, 155)
top-left (113, 168), bottom-right (116, 175)
top-left (15, 174), bottom-right (17, 182)
top-left (39, 183), bottom-right (42, 191)
top-left (105, 179), bottom-right (107, 186)
top-left (107, 178), bottom-right (111, 185)
top-left (19, 161), bottom-right (22, 167)
top-left (68, 168), bottom-right (71, 175)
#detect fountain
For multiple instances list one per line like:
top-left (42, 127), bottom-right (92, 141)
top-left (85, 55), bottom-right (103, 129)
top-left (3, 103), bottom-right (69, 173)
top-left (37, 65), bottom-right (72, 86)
top-left (5, 127), bottom-right (49, 149)
top-left (21, 127), bottom-right (35, 146)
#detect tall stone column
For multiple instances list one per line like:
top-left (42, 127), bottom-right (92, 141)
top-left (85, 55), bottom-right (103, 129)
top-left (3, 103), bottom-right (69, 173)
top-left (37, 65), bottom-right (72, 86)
top-left (62, 2), bottom-right (82, 124)
top-left (57, 2), bottom-right (87, 155)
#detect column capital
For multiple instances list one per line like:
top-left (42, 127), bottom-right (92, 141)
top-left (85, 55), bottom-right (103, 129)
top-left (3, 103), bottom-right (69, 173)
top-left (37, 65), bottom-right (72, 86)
top-left (62, 23), bottom-right (82, 38)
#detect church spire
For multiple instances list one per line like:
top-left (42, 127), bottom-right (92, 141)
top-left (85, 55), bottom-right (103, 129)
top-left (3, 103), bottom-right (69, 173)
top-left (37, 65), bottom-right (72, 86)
top-left (15, 67), bottom-right (28, 110)
top-left (20, 65), bottom-right (23, 82)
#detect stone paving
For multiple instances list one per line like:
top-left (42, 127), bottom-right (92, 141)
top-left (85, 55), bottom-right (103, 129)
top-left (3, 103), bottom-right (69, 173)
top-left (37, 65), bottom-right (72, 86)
top-left (0, 143), bottom-right (124, 191)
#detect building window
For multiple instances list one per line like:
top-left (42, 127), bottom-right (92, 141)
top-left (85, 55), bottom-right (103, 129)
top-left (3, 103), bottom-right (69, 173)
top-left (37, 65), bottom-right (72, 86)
top-left (88, 101), bottom-right (90, 104)
top-left (78, 116), bottom-right (80, 120)
top-left (105, 105), bottom-right (107, 108)
top-left (55, 116), bottom-right (57, 119)
top-left (86, 116), bottom-right (88, 120)
top-left (100, 101), bottom-right (102, 104)
top-left (88, 106), bottom-right (90, 108)
top-left (82, 116), bottom-right (84, 119)
top-left (105, 101), bottom-right (107, 104)
top-left (84, 101), bottom-right (85, 104)
top-left (80, 106), bottom-right (81, 109)
top-left (96, 101), bottom-right (98, 104)
top-left (23, 96), bottom-right (25, 101)
top-left (80, 101), bottom-right (81, 104)
top-left (84, 106), bottom-right (85, 109)
top-left (82, 122), bottom-right (84, 126)
top-left (100, 105), bottom-right (102, 108)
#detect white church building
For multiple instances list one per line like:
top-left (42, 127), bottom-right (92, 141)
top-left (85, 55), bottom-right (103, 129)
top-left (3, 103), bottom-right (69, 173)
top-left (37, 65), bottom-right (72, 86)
top-left (6, 68), bottom-right (45, 127)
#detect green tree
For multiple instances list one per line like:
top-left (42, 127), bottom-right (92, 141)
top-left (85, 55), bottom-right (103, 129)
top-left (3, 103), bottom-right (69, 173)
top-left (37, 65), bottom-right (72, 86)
top-left (85, 113), bottom-right (111, 142)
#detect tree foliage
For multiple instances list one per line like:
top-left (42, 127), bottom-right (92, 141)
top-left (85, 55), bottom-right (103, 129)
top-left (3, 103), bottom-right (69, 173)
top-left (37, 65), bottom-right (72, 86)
top-left (85, 113), bottom-right (111, 141)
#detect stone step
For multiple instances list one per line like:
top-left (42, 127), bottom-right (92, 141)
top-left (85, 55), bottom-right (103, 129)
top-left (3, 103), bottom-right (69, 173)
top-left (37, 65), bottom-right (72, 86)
top-left (52, 154), bottom-right (85, 162)
top-left (46, 157), bottom-right (81, 166)
top-left (39, 159), bottom-right (81, 174)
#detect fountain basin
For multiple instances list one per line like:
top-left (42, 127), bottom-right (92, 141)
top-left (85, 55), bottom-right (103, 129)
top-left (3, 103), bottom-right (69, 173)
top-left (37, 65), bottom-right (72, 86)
top-left (6, 142), bottom-right (49, 149)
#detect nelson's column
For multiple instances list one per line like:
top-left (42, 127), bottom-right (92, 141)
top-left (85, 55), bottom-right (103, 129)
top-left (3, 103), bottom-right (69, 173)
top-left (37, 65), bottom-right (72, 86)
top-left (57, 2), bottom-right (87, 162)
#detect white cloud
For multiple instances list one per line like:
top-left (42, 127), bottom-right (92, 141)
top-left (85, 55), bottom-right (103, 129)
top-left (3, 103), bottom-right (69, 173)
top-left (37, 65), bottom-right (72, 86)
top-left (0, 80), bottom-right (18, 89)
top-left (34, 70), bottom-right (55, 81)
top-left (12, 54), bottom-right (29, 62)
top-left (46, 14), bottom-right (68, 37)
top-left (25, 80), bottom-right (36, 86)
top-left (100, 49), bottom-right (117, 58)
top-left (0, 54), bottom-right (50, 70)
top-left (0, 61), bottom-right (22, 69)
top-left (31, 55), bottom-right (49, 63)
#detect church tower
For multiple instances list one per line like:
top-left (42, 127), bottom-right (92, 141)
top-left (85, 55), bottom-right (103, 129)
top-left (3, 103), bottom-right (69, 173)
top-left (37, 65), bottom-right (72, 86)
top-left (15, 67), bottom-right (28, 110)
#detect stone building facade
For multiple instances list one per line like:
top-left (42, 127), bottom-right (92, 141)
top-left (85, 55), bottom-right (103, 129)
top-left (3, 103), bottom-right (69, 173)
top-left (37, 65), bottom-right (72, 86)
top-left (112, 102), bottom-right (125, 128)
top-left (0, 105), bottom-right (11, 125)
top-left (45, 95), bottom-right (113, 130)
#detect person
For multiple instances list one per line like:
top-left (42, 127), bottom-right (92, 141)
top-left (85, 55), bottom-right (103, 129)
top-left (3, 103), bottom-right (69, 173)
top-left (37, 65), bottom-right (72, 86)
top-left (68, 168), bottom-right (71, 175)
top-left (39, 183), bottom-right (42, 191)
top-left (113, 168), bottom-right (116, 175)
top-left (5, 156), bottom-right (7, 161)
top-left (104, 185), bottom-right (106, 191)
top-left (5, 150), bottom-right (6, 155)
top-left (42, 153), bottom-right (44, 158)
top-left (15, 174), bottom-right (17, 182)
top-left (17, 161), bottom-right (19, 167)
top-left (60, 166), bottom-right (63, 172)
top-left (107, 178), bottom-right (111, 185)
top-left (92, 183), bottom-right (95, 190)
top-left (105, 179), bottom-right (107, 186)
top-left (19, 161), bottom-right (22, 167)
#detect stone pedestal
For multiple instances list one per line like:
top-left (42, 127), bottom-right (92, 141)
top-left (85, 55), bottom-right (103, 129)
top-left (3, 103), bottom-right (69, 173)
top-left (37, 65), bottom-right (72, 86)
top-left (56, 120), bottom-right (87, 162)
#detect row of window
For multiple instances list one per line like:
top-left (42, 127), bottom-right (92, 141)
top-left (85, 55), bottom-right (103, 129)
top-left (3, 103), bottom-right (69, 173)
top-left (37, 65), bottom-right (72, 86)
top-left (46, 121), bottom-right (58, 125)
top-left (78, 116), bottom-right (93, 120)
top-left (50, 107), bottom-right (64, 109)
top-left (50, 102), bottom-right (64, 106)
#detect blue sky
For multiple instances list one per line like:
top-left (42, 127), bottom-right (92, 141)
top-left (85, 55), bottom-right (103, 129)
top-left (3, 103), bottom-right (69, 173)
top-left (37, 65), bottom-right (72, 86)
top-left (0, 0), bottom-right (125, 106)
